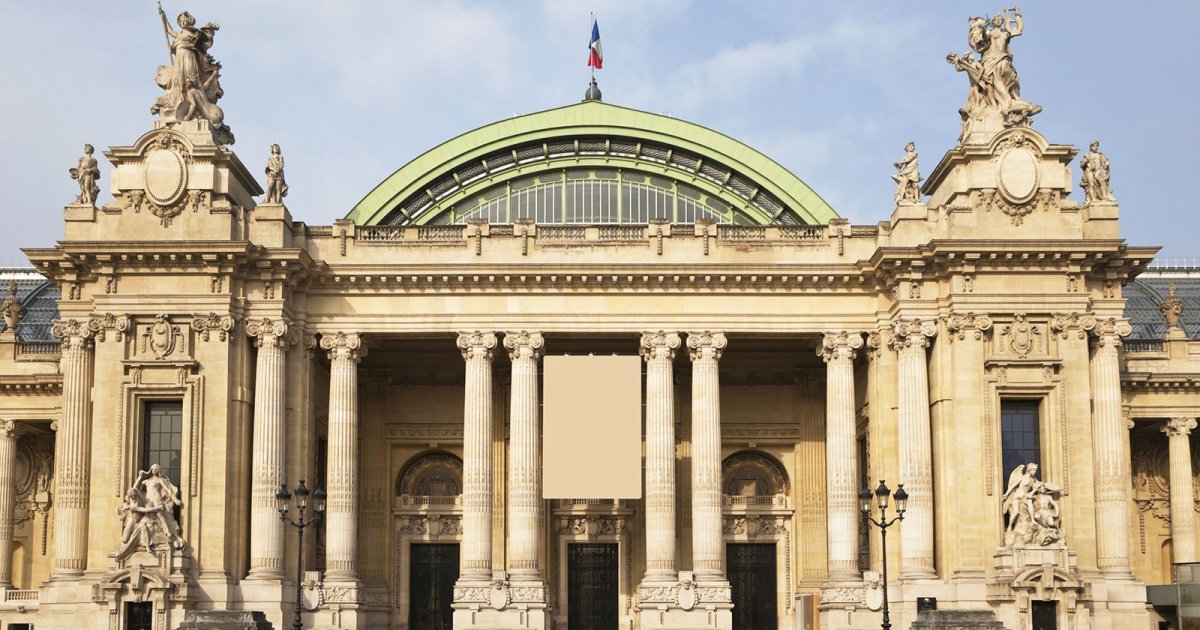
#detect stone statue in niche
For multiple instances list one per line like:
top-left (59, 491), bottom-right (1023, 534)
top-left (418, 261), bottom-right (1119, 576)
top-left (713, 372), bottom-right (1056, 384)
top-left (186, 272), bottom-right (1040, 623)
top-left (264, 144), bottom-right (289, 204)
top-left (69, 144), bottom-right (101, 207)
top-left (152, 4), bottom-right (235, 145)
top-left (1002, 463), bottom-right (1063, 547)
top-left (892, 142), bottom-right (921, 203)
top-left (946, 8), bottom-right (1042, 141)
top-left (1079, 140), bottom-right (1114, 204)
top-left (111, 463), bottom-right (185, 561)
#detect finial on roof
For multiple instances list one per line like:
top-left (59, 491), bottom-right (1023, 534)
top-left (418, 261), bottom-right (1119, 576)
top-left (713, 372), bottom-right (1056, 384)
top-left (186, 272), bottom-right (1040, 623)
top-left (584, 78), bottom-right (602, 102)
top-left (1161, 282), bottom-right (1185, 337)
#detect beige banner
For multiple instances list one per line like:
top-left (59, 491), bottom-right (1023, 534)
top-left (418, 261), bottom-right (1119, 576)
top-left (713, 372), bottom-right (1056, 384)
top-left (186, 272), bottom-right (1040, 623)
top-left (542, 355), bottom-right (642, 499)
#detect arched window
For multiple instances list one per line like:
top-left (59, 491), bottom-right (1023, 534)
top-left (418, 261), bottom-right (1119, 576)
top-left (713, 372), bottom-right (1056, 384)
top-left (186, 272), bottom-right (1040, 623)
top-left (721, 451), bottom-right (790, 497)
top-left (396, 452), bottom-right (463, 497)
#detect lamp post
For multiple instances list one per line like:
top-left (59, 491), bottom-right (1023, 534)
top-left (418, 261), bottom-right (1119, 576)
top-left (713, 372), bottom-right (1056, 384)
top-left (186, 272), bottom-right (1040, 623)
top-left (278, 480), bottom-right (327, 630)
top-left (859, 480), bottom-right (908, 630)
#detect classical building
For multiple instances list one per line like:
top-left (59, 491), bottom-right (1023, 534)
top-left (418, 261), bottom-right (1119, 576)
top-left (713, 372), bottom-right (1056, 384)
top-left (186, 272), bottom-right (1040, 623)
top-left (0, 7), bottom-right (1196, 630)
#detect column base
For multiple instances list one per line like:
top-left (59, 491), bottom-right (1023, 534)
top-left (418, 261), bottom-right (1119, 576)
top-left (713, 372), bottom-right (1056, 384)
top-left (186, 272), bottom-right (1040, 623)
top-left (453, 573), bottom-right (550, 630)
top-left (636, 573), bottom-right (732, 630)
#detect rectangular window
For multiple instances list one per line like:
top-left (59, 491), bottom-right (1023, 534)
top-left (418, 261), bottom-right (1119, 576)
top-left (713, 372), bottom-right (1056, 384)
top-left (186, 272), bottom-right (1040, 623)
top-left (1000, 399), bottom-right (1041, 477)
top-left (142, 400), bottom-right (183, 488)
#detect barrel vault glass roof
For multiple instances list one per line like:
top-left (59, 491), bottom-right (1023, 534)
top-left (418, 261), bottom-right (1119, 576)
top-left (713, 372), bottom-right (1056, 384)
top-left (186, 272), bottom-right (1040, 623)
top-left (0, 269), bottom-right (61, 341)
top-left (346, 100), bottom-right (840, 227)
top-left (1125, 266), bottom-right (1200, 339)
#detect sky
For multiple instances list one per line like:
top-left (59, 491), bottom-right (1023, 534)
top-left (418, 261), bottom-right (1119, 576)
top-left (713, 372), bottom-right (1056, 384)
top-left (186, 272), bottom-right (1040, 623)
top-left (0, 1), bottom-right (1196, 264)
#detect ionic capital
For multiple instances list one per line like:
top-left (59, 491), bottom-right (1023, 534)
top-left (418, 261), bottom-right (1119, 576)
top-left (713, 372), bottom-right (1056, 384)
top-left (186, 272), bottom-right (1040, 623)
top-left (944, 312), bottom-right (994, 341)
top-left (0, 419), bottom-right (16, 439)
top-left (86, 313), bottom-right (130, 342)
top-left (503, 331), bottom-right (544, 361)
top-left (1089, 317), bottom-right (1133, 349)
top-left (457, 331), bottom-right (497, 362)
top-left (1164, 417), bottom-right (1198, 438)
top-left (888, 319), bottom-right (936, 351)
top-left (50, 319), bottom-right (94, 349)
top-left (1050, 312), bottom-right (1098, 340)
top-left (640, 332), bottom-right (681, 362)
top-left (190, 312), bottom-right (237, 342)
top-left (320, 331), bottom-right (366, 362)
top-left (686, 331), bottom-right (727, 361)
top-left (245, 317), bottom-right (298, 349)
top-left (818, 331), bottom-right (864, 363)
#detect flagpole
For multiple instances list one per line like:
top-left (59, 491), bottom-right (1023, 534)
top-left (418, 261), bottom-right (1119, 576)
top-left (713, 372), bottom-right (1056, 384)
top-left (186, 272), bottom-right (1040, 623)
top-left (589, 11), bottom-right (595, 82)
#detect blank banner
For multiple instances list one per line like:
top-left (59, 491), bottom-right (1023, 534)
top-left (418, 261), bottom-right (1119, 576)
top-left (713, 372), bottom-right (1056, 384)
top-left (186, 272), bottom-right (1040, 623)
top-left (543, 355), bottom-right (642, 499)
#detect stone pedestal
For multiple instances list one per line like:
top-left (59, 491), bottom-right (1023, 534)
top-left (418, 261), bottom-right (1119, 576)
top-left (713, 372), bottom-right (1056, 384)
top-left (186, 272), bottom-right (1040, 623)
top-left (637, 572), bottom-right (733, 630)
top-left (177, 610), bottom-right (274, 629)
top-left (909, 609), bottom-right (1006, 629)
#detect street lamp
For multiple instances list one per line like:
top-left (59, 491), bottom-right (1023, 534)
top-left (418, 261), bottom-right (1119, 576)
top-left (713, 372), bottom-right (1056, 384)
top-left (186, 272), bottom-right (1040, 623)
top-left (278, 480), bottom-right (327, 630)
top-left (859, 480), bottom-right (908, 630)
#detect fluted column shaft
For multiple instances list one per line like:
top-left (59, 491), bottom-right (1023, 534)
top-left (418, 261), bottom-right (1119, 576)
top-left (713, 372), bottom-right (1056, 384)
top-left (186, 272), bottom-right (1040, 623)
top-left (820, 332), bottom-right (863, 581)
top-left (688, 332), bottom-right (727, 579)
top-left (1165, 418), bottom-right (1198, 564)
top-left (458, 332), bottom-right (496, 581)
top-left (642, 332), bottom-right (680, 581)
top-left (1090, 320), bottom-right (1132, 576)
top-left (49, 320), bottom-right (94, 578)
top-left (504, 332), bottom-right (545, 580)
top-left (891, 320), bottom-right (936, 579)
top-left (246, 318), bottom-right (293, 580)
top-left (321, 332), bottom-right (364, 582)
top-left (0, 420), bottom-right (17, 587)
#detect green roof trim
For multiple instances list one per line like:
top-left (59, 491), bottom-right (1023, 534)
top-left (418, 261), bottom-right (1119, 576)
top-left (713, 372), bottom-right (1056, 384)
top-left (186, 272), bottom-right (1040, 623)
top-left (346, 100), bottom-right (840, 226)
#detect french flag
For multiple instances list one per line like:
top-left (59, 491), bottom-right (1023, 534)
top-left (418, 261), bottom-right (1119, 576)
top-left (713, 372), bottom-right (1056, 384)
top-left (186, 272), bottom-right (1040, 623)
top-left (587, 16), bottom-right (603, 69)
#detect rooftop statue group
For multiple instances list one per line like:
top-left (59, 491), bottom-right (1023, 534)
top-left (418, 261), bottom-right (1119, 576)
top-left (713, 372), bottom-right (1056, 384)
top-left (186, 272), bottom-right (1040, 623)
top-left (111, 463), bottom-right (186, 562)
top-left (947, 7), bottom-right (1042, 142)
top-left (1002, 463), bottom-right (1063, 547)
top-left (152, 3), bottom-right (235, 145)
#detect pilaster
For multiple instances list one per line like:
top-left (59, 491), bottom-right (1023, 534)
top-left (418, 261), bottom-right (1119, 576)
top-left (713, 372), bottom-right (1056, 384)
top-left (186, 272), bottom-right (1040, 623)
top-left (48, 319), bottom-right (95, 579)
top-left (1088, 317), bottom-right (1133, 577)
top-left (0, 419), bottom-right (17, 588)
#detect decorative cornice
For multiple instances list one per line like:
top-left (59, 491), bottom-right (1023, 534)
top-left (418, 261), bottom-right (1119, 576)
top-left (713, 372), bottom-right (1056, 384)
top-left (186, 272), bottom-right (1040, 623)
top-left (640, 331), bottom-right (681, 362)
top-left (456, 331), bottom-right (497, 362)
top-left (686, 331), bottom-right (727, 361)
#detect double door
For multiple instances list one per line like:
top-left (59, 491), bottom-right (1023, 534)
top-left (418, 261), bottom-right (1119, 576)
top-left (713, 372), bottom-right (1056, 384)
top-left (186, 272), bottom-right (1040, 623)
top-left (728, 543), bottom-right (778, 630)
top-left (409, 543), bottom-right (459, 630)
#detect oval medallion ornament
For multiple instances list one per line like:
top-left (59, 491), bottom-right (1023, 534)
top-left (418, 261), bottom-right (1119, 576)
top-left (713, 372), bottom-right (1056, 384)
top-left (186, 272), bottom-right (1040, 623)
top-left (677, 582), bottom-right (696, 611)
top-left (998, 147), bottom-right (1039, 203)
top-left (143, 148), bottom-right (188, 207)
top-left (488, 582), bottom-right (510, 610)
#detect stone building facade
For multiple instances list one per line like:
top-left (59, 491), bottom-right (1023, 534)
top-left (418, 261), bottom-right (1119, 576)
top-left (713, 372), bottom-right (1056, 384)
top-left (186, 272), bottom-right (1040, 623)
top-left (0, 7), bottom-right (1197, 630)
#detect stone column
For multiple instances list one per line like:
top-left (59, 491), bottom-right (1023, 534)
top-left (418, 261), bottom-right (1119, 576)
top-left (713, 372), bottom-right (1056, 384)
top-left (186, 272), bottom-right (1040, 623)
top-left (0, 419), bottom-right (17, 588)
top-left (687, 331), bottom-right (727, 580)
top-left (320, 332), bottom-right (365, 583)
top-left (641, 332), bottom-right (681, 582)
top-left (890, 319), bottom-right (937, 579)
top-left (1090, 318), bottom-right (1133, 576)
top-left (49, 319), bottom-right (94, 579)
top-left (504, 331), bottom-right (545, 582)
top-left (245, 318), bottom-right (295, 580)
top-left (1164, 417), bottom-right (1198, 564)
top-left (820, 331), bottom-right (864, 581)
top-left (458, 331), bottom-right (496, 581)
